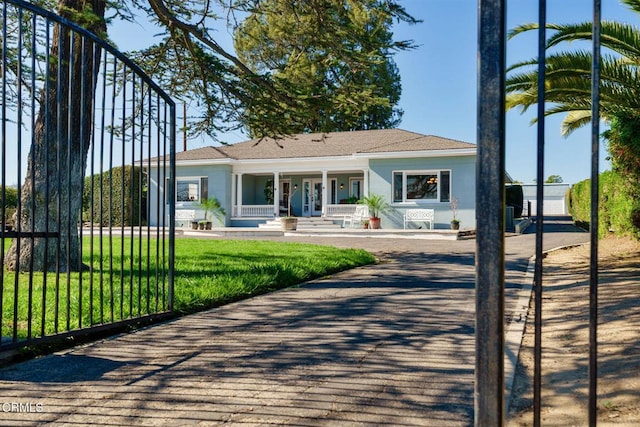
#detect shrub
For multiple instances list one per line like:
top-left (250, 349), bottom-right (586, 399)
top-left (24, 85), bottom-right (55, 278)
top-left (569, 170), bottom-right (640, 239)
top-left (1, 186), bottom-right (18, 208)
top-left (82, 166), bottom-right (146, 226)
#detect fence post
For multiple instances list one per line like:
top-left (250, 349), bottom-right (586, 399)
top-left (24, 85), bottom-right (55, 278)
top-left (476, 0), bottom-right (506, 425)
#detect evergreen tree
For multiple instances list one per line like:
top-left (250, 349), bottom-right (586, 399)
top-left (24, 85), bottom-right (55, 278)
top-left (234, 0), bottom-right (417, 135)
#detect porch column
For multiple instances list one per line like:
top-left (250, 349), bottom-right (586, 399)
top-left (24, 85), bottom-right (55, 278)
top-left (237, 173), bottom-right (243, 217)
top-left (231, 173), bottom-right (237, 216)
top-left (273, 172), bottom-right (280, 217)
top-left (321, 170), bottom-right (328, 217)
top-left (363, 168), bottom-right (370, 197)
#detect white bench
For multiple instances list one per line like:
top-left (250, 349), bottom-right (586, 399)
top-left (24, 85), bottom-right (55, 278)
top-left (175, 209), bottom-right (196, 227)
top-left (404, 208), bottom-right (434, 230)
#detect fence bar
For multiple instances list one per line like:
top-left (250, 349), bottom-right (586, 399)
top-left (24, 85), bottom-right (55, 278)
top-left (28, 11), bottom-right (38, 339)
top-left (589, 0), bottom-right (602, 425)
top-left (41, 17), bottom-right (51, 338)
top-left (1, 2), bottom-right (6, 343)
top-left (476, 0), bottom-right (506, 425)
top-left (533, 1), bottom-right (546, 426)
top-left (168, 103), bottom-right (176, 312)
top-left (14, 6), bottom-right (24, 343)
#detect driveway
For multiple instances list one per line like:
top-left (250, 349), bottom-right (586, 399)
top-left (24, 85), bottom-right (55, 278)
top-left (0, 218), bottom-right (588, 426)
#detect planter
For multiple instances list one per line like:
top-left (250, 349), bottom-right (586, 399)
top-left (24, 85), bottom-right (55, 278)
top-left (450, 220), bottom-right (460, 230)
top-left (191, 221), bottom-right (199, 230)
top-left (369, 217), bottom-right (381, 229)
top-left (198, 221), bottom-right (212, 230)
top-left (280, 217), bottom-right (298, 231)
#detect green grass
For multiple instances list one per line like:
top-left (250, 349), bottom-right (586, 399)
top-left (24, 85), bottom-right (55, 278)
top-left (2, 238), bottom-right (375, 341)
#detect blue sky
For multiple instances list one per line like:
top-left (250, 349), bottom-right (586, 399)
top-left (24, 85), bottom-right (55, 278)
top-left (103, 1), bottom-right (640, 185)
top-left (389, 0), bottom-right (634, 184)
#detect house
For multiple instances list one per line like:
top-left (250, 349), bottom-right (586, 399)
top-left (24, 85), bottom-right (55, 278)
top-left (146, 129), bottom-right (477, 230)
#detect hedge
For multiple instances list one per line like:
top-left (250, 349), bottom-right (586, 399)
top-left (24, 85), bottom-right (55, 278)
top-left (82, 166), bottom-right (146, 226)
top-left (569, 170), bottom-right (640, 239)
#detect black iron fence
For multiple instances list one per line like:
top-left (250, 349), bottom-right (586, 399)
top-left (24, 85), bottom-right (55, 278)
top-left (0, 0), bottom-right (175, 359)
top-left (477, 1), bottom-right (602, 426)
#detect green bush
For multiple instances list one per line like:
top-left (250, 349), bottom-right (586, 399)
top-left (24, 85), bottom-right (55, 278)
top-left (1, 186), bottom-right (18, 208)
top-left (569, 170), bottom-right (640, 239)
top-left (568, 178), bottom-right (591, 230)
top-left (82, 166), bottom-right (146, 226)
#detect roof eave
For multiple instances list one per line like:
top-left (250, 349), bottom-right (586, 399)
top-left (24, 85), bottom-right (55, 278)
top-left (353, 148), bottom-right (477, 159)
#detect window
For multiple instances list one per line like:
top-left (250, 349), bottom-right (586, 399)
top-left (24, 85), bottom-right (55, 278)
top-left (329, 179), bottom-right (337, 204)
top-left (350, 178), bottom-right (363, 200)
top-left (167, 177), bottom-right (208, 204)
top-left (393, 170), bottom-right (451, 203)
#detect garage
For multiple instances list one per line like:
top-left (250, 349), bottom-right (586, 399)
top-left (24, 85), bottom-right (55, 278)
top-left (521, 184), bottom-right (570, 216)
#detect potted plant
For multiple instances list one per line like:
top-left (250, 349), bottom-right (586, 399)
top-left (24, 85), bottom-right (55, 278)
top-left (280, 184), bottom-right (299, 230)
top-left (345, 196), bottom-right (359, 204)
top-left (450, 197), bottom-right (460, 230)
top-left (197, 195), bottom-right (226, 230)
top-left (361, 219), bottom-right (370, 229)
top-left (359, 193), bottom-right (390, 229)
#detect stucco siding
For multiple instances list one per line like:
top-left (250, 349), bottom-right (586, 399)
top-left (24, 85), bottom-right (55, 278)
top-left (148, 164), bottom-right (231, 227)
top-left (369, 155), bottom-right (476, 229)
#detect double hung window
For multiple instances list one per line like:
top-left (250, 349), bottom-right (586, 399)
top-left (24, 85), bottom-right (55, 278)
top-left (167, 177), bottom-right (208, 204)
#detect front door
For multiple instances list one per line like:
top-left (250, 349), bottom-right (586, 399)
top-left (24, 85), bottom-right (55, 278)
top-left (302, 179), bottom-right (323, 216)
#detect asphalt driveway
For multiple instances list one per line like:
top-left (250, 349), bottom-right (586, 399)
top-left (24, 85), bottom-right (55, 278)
top-left (0, 218), bottom-right (588, 426)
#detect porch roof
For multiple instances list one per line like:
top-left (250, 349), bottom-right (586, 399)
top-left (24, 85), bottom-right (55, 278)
top-left (170, 129), bottom-right (476, 162)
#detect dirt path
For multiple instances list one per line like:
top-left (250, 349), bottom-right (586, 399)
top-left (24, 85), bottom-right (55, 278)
top-left (508, 236), bottom-right (640, 426)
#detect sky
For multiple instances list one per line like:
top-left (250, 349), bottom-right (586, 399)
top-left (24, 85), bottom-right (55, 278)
top-left (5, 1), bottom-right (635, 187)
top-left (389, 0), bottom-right (634, 185)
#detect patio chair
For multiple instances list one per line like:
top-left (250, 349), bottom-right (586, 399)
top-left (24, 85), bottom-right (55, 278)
top-left (342, 205), bottom-right (369, 228)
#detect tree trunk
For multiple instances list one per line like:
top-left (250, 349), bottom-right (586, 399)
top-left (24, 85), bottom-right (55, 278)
top-left (4, 0), bottom-right (106, 272)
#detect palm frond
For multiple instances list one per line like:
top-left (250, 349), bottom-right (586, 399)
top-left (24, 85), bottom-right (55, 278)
top-left (506, 57), bottom-right (540, 73)
top-left (507, 22), bottom-right (539, 40)
top-left (506, 91), bottom-right (536, 112)
top-left (561, 110), bottom-right (593, 136)
top-left (621, 0), bottom-right (640, 16)
top-left (507, 5), bottom-right (640, 136)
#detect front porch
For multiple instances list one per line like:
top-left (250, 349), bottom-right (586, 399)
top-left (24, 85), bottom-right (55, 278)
top-left (230, 170), bottom-right (369, 220)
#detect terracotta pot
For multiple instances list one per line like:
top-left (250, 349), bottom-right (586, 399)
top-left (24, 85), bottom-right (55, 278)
top-left (280, 217), bottom-right (298, 231)
top-left (369, 217), bottom-right (381, 229)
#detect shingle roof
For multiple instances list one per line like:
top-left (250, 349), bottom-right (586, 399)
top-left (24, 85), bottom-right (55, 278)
top-left (173, 145), bottom-right (233, 161)
top-left (173, 129), bottom-right (475, 162)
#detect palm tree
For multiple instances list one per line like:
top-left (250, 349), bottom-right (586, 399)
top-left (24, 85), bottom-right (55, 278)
top-left (506, 0), bottom-right (640, 136)
top-left (507, 0), bottom-right (640, 235)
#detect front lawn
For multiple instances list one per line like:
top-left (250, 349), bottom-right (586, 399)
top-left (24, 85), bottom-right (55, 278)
top-left (1, 238), bottom-right (376, 340)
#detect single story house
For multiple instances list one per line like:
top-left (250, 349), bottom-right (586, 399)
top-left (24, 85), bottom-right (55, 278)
top-left (146, 129), bottom-right (477, 230)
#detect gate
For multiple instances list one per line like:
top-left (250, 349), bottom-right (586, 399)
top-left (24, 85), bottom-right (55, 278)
top-left (0, 0), bottom-right (175, 360)
top-left (477, 1), bottom-right (602, 426)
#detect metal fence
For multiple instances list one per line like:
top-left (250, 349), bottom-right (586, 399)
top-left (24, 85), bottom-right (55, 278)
top-left (0, 0), bottom-right (175, 359)
top-left (476, 1), bottom-right (601, 426)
